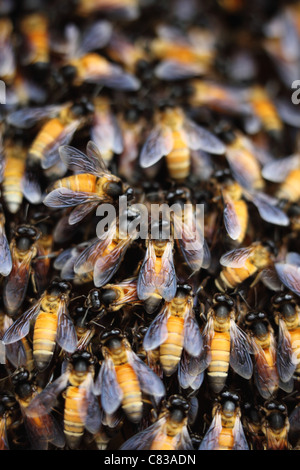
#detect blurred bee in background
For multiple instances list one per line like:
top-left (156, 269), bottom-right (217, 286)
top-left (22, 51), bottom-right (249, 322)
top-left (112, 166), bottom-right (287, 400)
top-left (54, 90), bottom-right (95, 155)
top-left (139, 106), bottom-right (225, 181)
top-left (150, 24), bottom-right (217, 81)
top-left (244, 311), bottom-right (293, 399)
top-left (94, 328), bottom-right (165, 423)
top-left (195, 293), bottom-right (253, 393)
top-left (0, 203), bottom-right (12, 277)
top-left (19, 12), bottom-right (50, 72)
top-left (242, 402), bottom-right (265, 450)
top-left (27, 350), bottom-right (102, 449)
top-left (44, 141), bottom-right (133, 225)
top-left (53, 21), bottom-right (140, 91)
top-left (11, 368), bottom-right (65, 450)
top-left (0, 17), bottom-right (16, 85)
top-left (260, 401), bottom-right (291, 450)
top-left (121, 394), bottom-right (194, 450)
top-left (3, 224), bottom-right (41, 316)
top-left (272, 291), bottom-right (300, 384)
top-left (3, 279), bottom-right (77, 371)
top-left (215, 241), bottom-right (275, 292)
top-left (274, 252), bottom-right (300, 298)
top-left (106, 30), bottom-right (149, 76)
top-left (53, 241), bottom-right (95, 285)
top-left (143, 284), bottom-right (203, 390)
top-left (199, 391), bottom-right (249, 450)
top-left (74, 0), bottom-right (139, 20)
top-left (262, 153), bottom-right (300, 204)
top-left (90, 96), bottom-right (123, 166)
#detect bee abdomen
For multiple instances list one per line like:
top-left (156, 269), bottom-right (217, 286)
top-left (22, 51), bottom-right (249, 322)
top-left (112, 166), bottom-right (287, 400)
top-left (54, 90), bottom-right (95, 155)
top-left (208, 332), bottom-right (230, 393)
top-left (277, 170), bottom-right (300, 203)
top-left (151, 432), bottom-right (175, 450)
top-left (218, 428), bottom-right (234, 450)
top-left (166, 148), bottom-right (190, 180)
top-left (64, 386), bottom-right (86, 449)
top-left (115, 364), bottom-right (143, 423)
top-left (33, 312), bottom-right (58, 371)
top-left (29, 119), bottom-right (65, 164)
top-left (160, 316), bottom-right (184, 376)
top-left (215, 264), bottom-right (256, 292)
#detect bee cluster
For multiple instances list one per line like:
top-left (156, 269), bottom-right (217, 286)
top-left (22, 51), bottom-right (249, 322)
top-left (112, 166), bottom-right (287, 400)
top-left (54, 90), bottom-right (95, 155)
top-left (0, 0), bottom-right (300, 451)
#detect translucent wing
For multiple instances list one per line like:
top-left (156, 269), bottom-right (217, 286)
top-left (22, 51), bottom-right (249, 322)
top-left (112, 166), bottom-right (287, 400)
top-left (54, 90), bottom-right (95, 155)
top-left (244, 190), bottom-right (289, 226)
top-left (220, 246), bottom-right (255, 268)
top-left (183, 307), bottom-right (203, 357)
top-left (251, 338), bottom-right (279, 399)
top-left (2, 300), bottom-right (41, 344)
top-left (0, 223), bottom-right (12, 276)
top-left (58, 142), bottom-right (110, 177)
top-left (158, 241), bottom-right (177, 301)
top-left (222, 190), bottom-right (243, 241)
top-left (232, 416), bottom-right (249, 450)
top-left (93, 237), bottom-right (132, 288)
top-left (41, 120), bottom-right (81, 170)
top-left (128, 349), bottom-right (165, 404)
top-left (154, 60), bottom-right (207, 80)
top-left (183, 119), bottom-right (225, 154)
top-left (80, 373), bottom-right (102, 434)
top-left (275, 262), bottom-right (300, 296)
top-left (230, 320), bottom-right (253, 379)
top-left (139, 125), bottom-right (173, 168)
top-left (276, 318), bottom-right (296, 383)
top-left (199, 411), bottom-right (222, 450)
top-left (78, 20), bottom-right (112, 55)
top-left (262, 154), bottom-right (300, 183)
top-left (143, 305), bottom-right (169, 351)
top-left (175, 425), bottom-right (194, 450)
top-left (27, 373), bottom-right (70, 417)
top-left (178, 350), bottom-right (204, 391)
top-left (120, 418), bottom-right (165, 450)
top-left (44, 187), bottom-right (103, 209)
top-left (56, 301), bottom-right (77, 353)
top-left (68, 201), bottom-right (100, 225)
top-left (7, 105), bottom-right (63, 129)
top-left (94, 357), bottom-right (123, 415)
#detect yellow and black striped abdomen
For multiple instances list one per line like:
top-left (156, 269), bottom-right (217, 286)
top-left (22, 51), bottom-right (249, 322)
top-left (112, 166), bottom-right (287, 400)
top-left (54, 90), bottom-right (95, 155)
top-left (277, 169), bottom-right (300, 203)
top-left (165, 130), bottom-right (190, 180)
top-left (208, 331), bottom-right (231, 393)
top-left (33, 311), bottom-right (58, 371)
top-left (53, 173), bottom-right (97, 193)
top-left (217, 426), bottom-right (234, 450)
top-left (160, 316), bottom-right (184, 376)
top-left (115, 363), bottom-right (142, 423)
top-left (215, 259), bottom-right (258, 292)
top-left (289, 328), bottom-right (300, 373)
top-left (64, 385), bottom-right (87, 449)
top-left (233, 200), bottom-right (248, 243)
top-left (29, 118), bottom-right (65, 165)
top-left (3, 151), bottom-right (26, 214)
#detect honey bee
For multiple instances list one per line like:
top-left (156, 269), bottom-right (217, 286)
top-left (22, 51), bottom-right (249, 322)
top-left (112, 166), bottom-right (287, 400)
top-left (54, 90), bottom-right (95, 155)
top-left (150, 24), bottom-right (216, 81)
top-left (2, 279), bottom-right (77, 371)
top-left (3, 224), bottom-right (41, 315)
top-left (121, 395), bottom-right (194, 450)
top-left (55, 22), bottom-right (139, 91)
top-left (272, 292), bottom-right (300, 383)
top-left (106, 30), bottom-right (148, 75)
top-left (44, 141), bottom-right (133, 225)
top-left (90, 96), bottom-right (123, 165)
top-left (0, 17), bottom-right (16, 85)
top-left (53, 241), bottom-right (94, 285)
top-left (260, 401), bottom-right (291, 450)
top-left (139, 107), bottom-right (225, 181)
top-left (242, 402), bottom-right (265, 450)
top-left (143, 284), bottom-right (203, 387)
top-left (244, 311), bottom-right (293, 399)
top-left (100, 277), bottom-right (142, 311)
top-left (27, 351), bottom-right (102, 449)
top-left (0, 203), bottom-right (12, 277)
top-left (262, 154), bottom-right (300, 204)
top-left (94, 328), bottom-right (165, 423)
top-left (199, 391), bottom-right (249, 450)
top-left (196, 294), bottom-right (253, 393)
top-left (7, 99), bottom-right (94, 176)
top-left (19, 12), bottom-right (50, 70)
top-left (215, 241), bottom-right (275, 292)
top-left (11, 369), bottom-right (65, 450)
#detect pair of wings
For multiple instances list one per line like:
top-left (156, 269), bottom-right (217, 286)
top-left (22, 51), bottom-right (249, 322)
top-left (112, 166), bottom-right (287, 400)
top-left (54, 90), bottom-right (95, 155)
top-left (94, 347), bottom-right (165, 416)
top-left (199, 410), bottom-right (249, 450)
top-left (2, 295), bottom-right (77, 355)
top-left (91, 106), bottom-right (124, 157)
top-left (26, 369), bottom-right (102, 436)
top-left (120, 416), bottom-right (193, 450)
top-left (195, 316), bottom-right (253, 380)
top-left (0, 219), bottom-right (12, 276)
top-left (275, 252), bottom-right (300, 297)
top-left (139, 118), bottom-right (225, 169)
top-left (143, 302), bottom-right (203, 358)
top-left (137, 240), bottom-right (177, 302)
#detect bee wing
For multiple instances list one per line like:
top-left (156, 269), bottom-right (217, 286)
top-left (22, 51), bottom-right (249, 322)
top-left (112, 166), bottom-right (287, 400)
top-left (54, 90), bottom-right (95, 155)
top-left (175, 425), bottom-right (194, 451)
top-left (2, 300), bottom-right (41, 344)
top-left (183, 119), bottom-right (225, 155)
top-left (262, 154), bottom-right (300, 183)
top-left (219, 246), bottom-right (255, 268)
top-left (154, 59), bottom-right (207, 80)
top-left (26, 372), bottom-right (70, 417)
top-left (91, 112), bottom-right (124, 155)
top-left (139, 124), bottom-right (174, 168)
top-left (56, 301), bottom-right (78, 353)
top-left (78, 20), bottom-right (112, 55)
top-left (229, 319), bottom-right (253, 379)
top-left (275, 262), bottom-right (300, 296)
top-left (22, 167), bottom-right (43, 205)
top-left (178, 350), bottom-right (204, 391)
top-left (128, 349), bottom-right (165, 404)
top-left (143, 305), bottom-right (169, 351)
top-left (225, 139), bottom-right (262, 190)
top-left (5, 340), bottom-right (30, 368)
top-left (244, 190), bottom-right (289, 226)
top-left (183, 306), bottom-right (203, 357)
top-left (43, 187), bottom-right (104, 209)
top-left (276, 318), bottom-right (296, 383)
top-left (68, 201), bottom-right (100, 225)
top-left (22, 407), bottom-right (65, 450)
top-left (120, 418), bottom-right (165, 450)
top-left (286, 252), bottom-right (300, 266)
top-left (94, 357), bottom-right (123, 415)
top-left (0, 223), bottom-right (12, 276)
top-left (80, 373), bottom-right (102, 434)
top-left (93, 237), bottom-right (132, 288)
top-left (251, 337), bottom-right (279, 399)
top-left (276, 99), bottom-right (300, 128)
top-left (232, 416), bottom-right (249, 450)
top-left (199, 411), bottom-right (222, 450)
top-left (7, 105), bottom-right (64, 129)
top-left (222, 190), bottom-right (243, 241)
top-left (84, 64), bottom-right (140, 91)
top-left (157, 241), bottom-right (177, 301)
top-left (59, 141), bottom-right (111, 177)
top-left (193, 315), bottom-right (214, 374)
top-left (41, 120), bottom-right (81, 170)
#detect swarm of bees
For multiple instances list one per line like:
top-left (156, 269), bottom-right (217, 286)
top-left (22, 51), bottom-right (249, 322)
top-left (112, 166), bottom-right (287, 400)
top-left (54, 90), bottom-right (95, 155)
top-left (0, 0), bottom-right (300, 452)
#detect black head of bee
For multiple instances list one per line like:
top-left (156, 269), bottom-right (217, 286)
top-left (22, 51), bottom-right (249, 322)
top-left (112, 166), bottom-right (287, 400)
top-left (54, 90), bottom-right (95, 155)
top-left (100, 288), bottom-right (117, 306)
top-left (72, 350), bottom-right (92, 372)
top-left (15, 225), bottom-right (40, 250)
top-left (48, 278), bottom-right (71, 296)
top-left (166, 395), bottom-right (189, 422)
top-left (101, 328), bottom-right (123, 348)
top-left (60, 64), bottom-right (77, 83)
